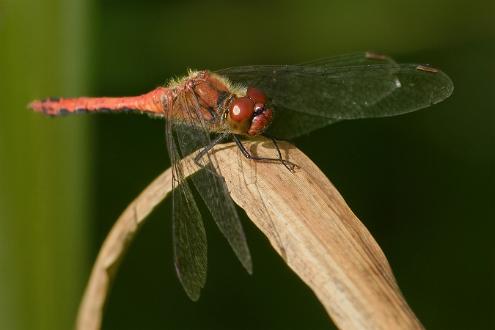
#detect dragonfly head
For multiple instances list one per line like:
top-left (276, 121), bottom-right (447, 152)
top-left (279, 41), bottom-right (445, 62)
top-left (227, 87), bottom-right (273, 136)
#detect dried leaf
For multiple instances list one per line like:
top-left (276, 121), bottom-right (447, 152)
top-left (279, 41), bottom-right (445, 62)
top-left (76, 139), bottom-right (423, 330)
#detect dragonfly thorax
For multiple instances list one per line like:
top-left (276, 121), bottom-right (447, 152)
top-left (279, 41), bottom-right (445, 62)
top-left (180, 71), bottom-right (272, 136)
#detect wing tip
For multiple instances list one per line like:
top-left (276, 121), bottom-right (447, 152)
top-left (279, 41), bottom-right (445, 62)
top-left (418, 65), bottom-right (455, 102)
top-left (186, 289), bottom-right (202, 302)
top-left (243, 256), bottom-right (253, 275)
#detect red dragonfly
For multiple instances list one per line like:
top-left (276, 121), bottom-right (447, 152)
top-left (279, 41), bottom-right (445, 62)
top-left (30, 52), bottom-right (453, 300)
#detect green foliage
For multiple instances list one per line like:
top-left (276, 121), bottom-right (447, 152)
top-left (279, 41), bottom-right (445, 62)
top-left (0, 0), bottom-right (92, 329)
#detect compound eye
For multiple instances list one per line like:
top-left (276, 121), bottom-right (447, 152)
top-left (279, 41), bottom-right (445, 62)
top-left (229, 97), bottom-right (255, 122)
top-left (246, 87), bottom-right (267, 104)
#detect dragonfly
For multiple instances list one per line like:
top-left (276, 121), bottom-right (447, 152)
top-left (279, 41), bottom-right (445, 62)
top-left (30, 52), bottom-right (453, 301)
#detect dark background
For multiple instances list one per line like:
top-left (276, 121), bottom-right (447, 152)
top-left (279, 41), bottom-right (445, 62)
top-left (1, 0), bottom-right (493, 329)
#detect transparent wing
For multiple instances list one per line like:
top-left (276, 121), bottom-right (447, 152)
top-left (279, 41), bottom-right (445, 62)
top-left (190, 159), bottom-right (253, 274)
top-left (169, 91), bottom-right (252, 299)
top-left (218, 52), bottom-right (400, 119)
top-left (165, 100), bottom-right (207, 301)
top-left (265, 106), bottom-right (338, 140)
top-left (218, 52), bottom-right (453, 138)
top-left (298, 51), bottom-right (398, 68)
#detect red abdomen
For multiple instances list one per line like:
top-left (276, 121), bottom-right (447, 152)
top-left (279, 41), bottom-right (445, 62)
top-left (30, 87), bottom-right (171, 117)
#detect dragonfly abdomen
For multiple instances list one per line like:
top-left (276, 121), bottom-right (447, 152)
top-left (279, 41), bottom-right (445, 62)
top-left (30, 87), bottom-right (171, 117)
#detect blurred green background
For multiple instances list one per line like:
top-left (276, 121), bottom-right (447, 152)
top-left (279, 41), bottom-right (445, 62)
top-left (1, 0), bottom-right (493, 329)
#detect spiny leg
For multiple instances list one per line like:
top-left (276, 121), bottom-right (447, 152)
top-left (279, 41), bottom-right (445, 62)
top-left (194, 133), bottom-right (230, 170)
top-left (233, 135), bottom-right (297, 172)
top-left (269, 137), bottom-right (284, 161)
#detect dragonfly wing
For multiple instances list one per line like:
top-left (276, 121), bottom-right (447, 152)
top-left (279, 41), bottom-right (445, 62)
top-left (362, 64), bottom-right (453, 115)
top-left (171, 176), bottom-right (207, 301)
top-left (219, 52), bottom-right (453, 136)
top-left (265, 65), bottom-right (453, 139)
top-left (166, 112), bottom-right (207, 301)
top-left (219, 52), bottom-right (399, 118)
top-left (258, 55), bottom-right (376, 138)
top-left (263, 105), bottom-right (337, 139)
top-left (192, 160), bottom-right (253, 273)
top-left (173, 92), bottom-right (253, 274)
top-left (297, 51), bottom-right (397, 68)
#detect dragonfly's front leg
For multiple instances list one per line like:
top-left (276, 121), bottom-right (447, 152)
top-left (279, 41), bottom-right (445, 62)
top-left (194, 133), bottom-right (230, 169)
top-left (233, 136), bottom-right (298, 172)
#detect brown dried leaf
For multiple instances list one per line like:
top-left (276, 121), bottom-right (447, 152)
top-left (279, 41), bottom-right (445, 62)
top-left (76, 139), bottom-right (423, 330)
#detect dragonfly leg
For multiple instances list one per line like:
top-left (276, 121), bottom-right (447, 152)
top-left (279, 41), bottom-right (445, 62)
top-left (233, 136), bottom-right (298, 172)
top-left (194, 133), bottom-right (230, 169)
top-left (269, 137), bottom-right (284, 161)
